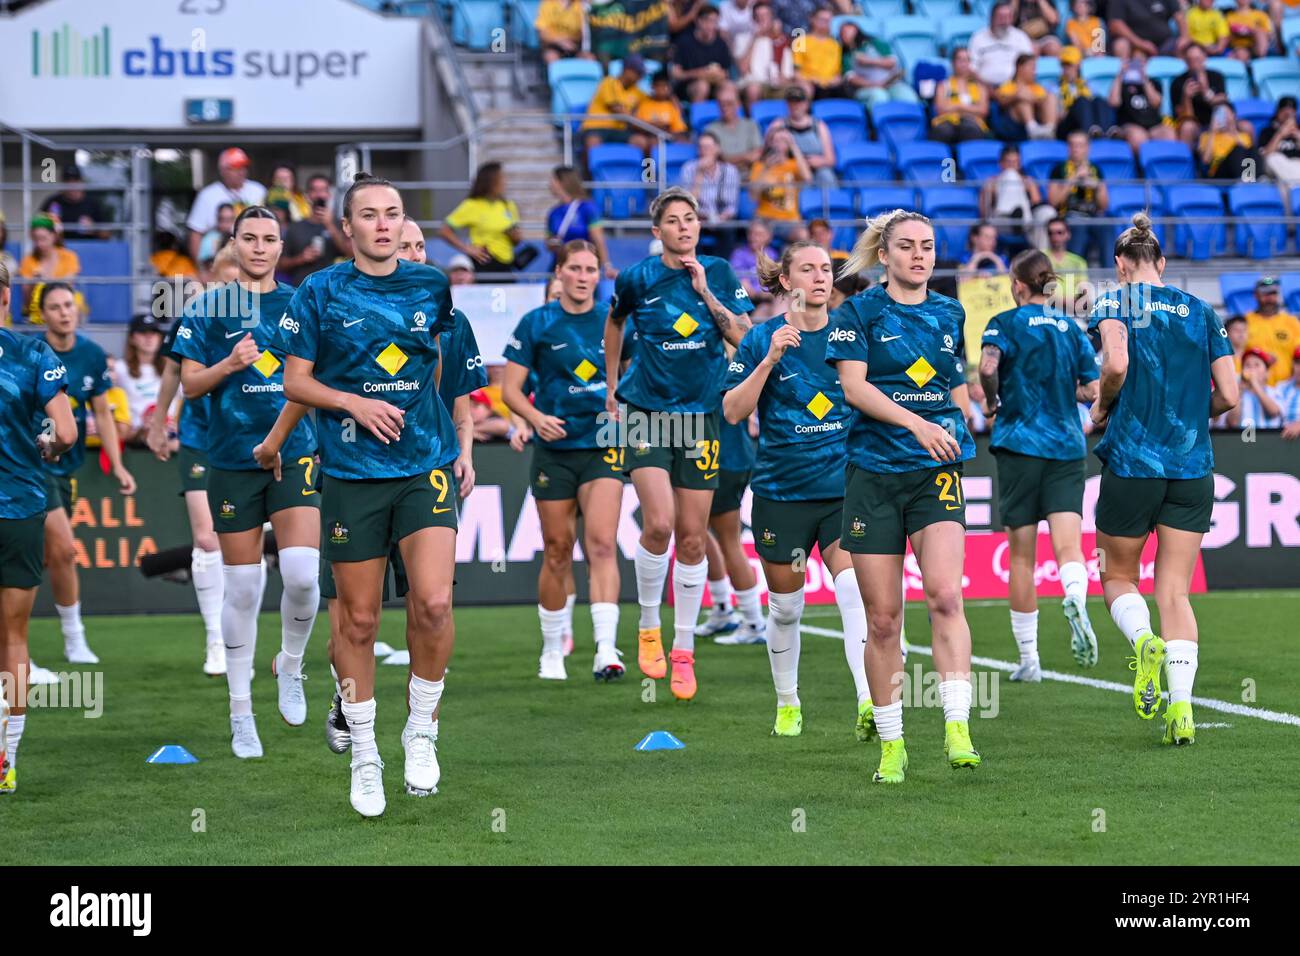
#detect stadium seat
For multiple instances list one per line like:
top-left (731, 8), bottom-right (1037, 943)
top-left (1234, 98), bottom-right (1276, 139)
top-left (882, 16), bottom-right (940, 73)
top-left (1283, 16), bottom-right (1300, 52)
top-left (813, 99), bottom-right (869, 149)
top-left (588, 144), bottom-right (650, 218)
top-left (605, 236), bottom-right (654, 270)
top-left (837, 141), bottom-right (896, 185)
top-left (1020, 140), bottom-right (1069, 185)
top-left (65, 240), bottom-right (131, 323)
top-left (919, 185), bottom-right (980, 260)
top-left (895, 140), bottom-right (952, 182)
top-left (1229, 183), bottom-right (1289, 259)
top-left (1139, 140), bottom-right (1195, 184)
top-left (910, 56), bottom-right (950, 100)
top-left (689, 99), bottom-right (722, 134)
top-left (1219, 272), bottom-right (1263, 317)
top-left (1080, 56), bottom-right (1121, 92)
top-left (938, 15), bottom-right (983, 54)
top-left (548, 58), bottom-right (601, 117)
top-left (737, 188), bottom-right (757, 221)
top-left (956, 140), bottom-right (1003, 182)
top-left (1145, 56), bottom-right (1186, 116)
top-left (510, 0), bottom-right (541, 49)
top-left (1206, 57), bottom-right (1252, 103)
top-left (750, 99), bottom-right (789, 133)
top-left (1087, 139), bottom-right (1136, 182)
top-left (1034, 57), bottom-right (1061, 88)
top-left (1251, 58), bottom-right (1300, 101)
top-left (662, 142), bottom-right (697, 186)
top-left (799, 188), bottom-right (859, 248)
top-left (1281, 273), bottom-right (1300, 315)
top-left (548, 58), bottom-right (601, 88)
top-left (1106, 184), bottom-right (1167, 248)
top-left (858, 185), bottom-right (917, 220)
top-left (870, 101), bottom-right (927, 154)
top-left (915, 0), bottom-right (964, 16)
top-left (1167, 184), bottom-right (1228, 260)
top-left (450, 0), bottom-right (506, 49)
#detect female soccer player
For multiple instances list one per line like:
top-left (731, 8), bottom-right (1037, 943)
top-left (0, 260), bottom-right (78, 794)
top-left (1088, 213), bottom-right (1238, 745)
top-left (36, 283), bottom-right (137, 665)
top-left (722, 241), bottom-right (874, 738)
top-left (279, 174), bottom-right (462, 817)
top-left (826, 209), bottom-right (980, 785)
top-left (503, 240), bottom-right (625, 682)
top-left (603, 186), bottom-right (754, 701)
top-left (173, 206), bottom-right (321, 759)
top-left (978, 249), bottom-right (1100, 681)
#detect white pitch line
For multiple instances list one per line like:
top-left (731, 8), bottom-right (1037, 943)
top-left (799, 624), bottom-right (1300, 729)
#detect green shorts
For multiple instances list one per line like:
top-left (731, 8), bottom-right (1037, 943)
top-left (751, 495), bottom-right (842, 565)
top-left (1094, 467), bottom-right (1214, 537)
top-left (994, 449), bottom-right (1085, 529)
top-left (709, 469), bottom-right (751, 516)
top-left (319, 542), bottom-right (408, 602)
top-left (0, 513), bottom-right (46, 588)
top-left (178, 446), bottom-right (210, 494)
top-left (621, 404), bottom-right (721, 491)
top-left (531, 444), bottom-right (626, 500)
top-left (841, 462), bottom-right (967, 555)
top-left (322, 468), bottom-right (458, 562)
top-left (209, 459), bottom-right (321, 534)
top-left (44, 473), bottom-right (75, 514)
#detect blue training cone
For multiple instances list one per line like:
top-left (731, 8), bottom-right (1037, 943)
top-left (146, 745), bottom-right (198, 764)
top-left (635, 731), bottom-right (685, 752)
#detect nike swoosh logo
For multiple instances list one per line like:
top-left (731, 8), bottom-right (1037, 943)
top-left (432, 506), bottom-right (452, 514)
top-left (779, 372), bottom-right (798, 382)
top-left (225, 330), bottom-right (244, 339)
top-left (293, 616), bottom-right (312, 622)
top-left (550, 343), bottom-right (567, 350)
top-left (703, 472), bottom-right (717, 480)
top-left (301, 489), bottom-right (317, 497)
top-left (645, 296), bottom-right (661, 304)
top-left (945, 504), bottom-right (961, 511)
top-left (342, 318), bottom-right (364, 328)
top-left (772, 647), bottom-right (790, 654)
top-left (880, 334), bottom-right (902, 342)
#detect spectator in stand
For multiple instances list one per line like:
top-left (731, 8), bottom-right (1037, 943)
top-left (0, 213), bottom-right (19, 288)
top-left (769, 0), bottom-right (817, 33)
top-left (840, 20), bottom-right (920, 107)
top-left (1057, 45), bottom-right (1114, 137)
top-left (1108, 37), bottom-right (1174, 151)
top-left (18, 214), bottom-right (81, 320)
top-left (281, 174), bottom-right (352, 286)
top-left (1172, 43), bottom-right (1230, 148)
top-left (980, 144), bottom-right (1057, 251)
top-left (1010, 0), bottom-right (1063, 55)
top-left (439, 162), bottom-right (535, 278)
top-left (704, 83), bottom-right (763, 168)
top-left (808, 217), bottom-right (849, 266)
top-left (769, 85), bottom-right (837, 187)
top-left (40, 165), bottom-right (109, 240)
top-left (185, 147), bottom-right (266, 262)
top-left (731, 218), bottom-right (780, 316)
top-left (1107, 0), bottom-right (1186, 57)
top-left (150, 230), bottom-right (198, 280)
top-left (113, 314), bottom-right (169, 447)
top-left (969, 2), bottom-right (1036, 87)
top-left (1226, 0), bottom-right (1275, 61)
top-left (1246, 276), bottom-right (1300, 385)
top-left (1261, 96), bottom-right (1300, 196)
top-left (681, 132), bottom-right (742, 258)
top-left (958, 222), bottom-right (1009, 279)
top-left (993, 53), bottom-right (1059, 141)
top-left (1186, 0), bottom-right (1231, 55)
top-left (669, 0), bottom-right (707, 42)
top-left (580, 56), bottom-right (646, 152)
top-left (196, 202), bottom-right (235, 266)
top-left (1276, 346), bottom-right (1300, 439)
top-left (1199, 103), bottom-right (1258, 179)
top-left (445, 253), bottom-right (476, 286)
top-left (632, 72), bottom-right (691, 151)
top-left (670, 4), bottom-right (735, 104)
top-left (1225, 314), bottom-right (1249, 371)
top-left (1042, 216), bottom-right (1090, 316)
top-left (749, 128), bottom-right (812, 237)
top-left (930, 47), bottom-right (992, 144)
top-left (535, 0), bottom-right (589, 64)
top-left (1065, 0), bottom-right (1104, 56)
top-left (793, 6), bottom-right (845, 99)
top-left (1227, 348), bottom-right (1283, 428)
top-left (266, 163), bottom-right (310, 223)
top-left (545, 165), bottom-right (617, 277)
top-left (736, 1), bottom-right (795, 108)
top-left (718, 0), bottom-right (755, 58)
top-left (1048, 130), bottom-right (1109, 265)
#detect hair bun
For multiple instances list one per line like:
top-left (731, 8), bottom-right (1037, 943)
top-left (1130, 211), bottom-right (1152, 233)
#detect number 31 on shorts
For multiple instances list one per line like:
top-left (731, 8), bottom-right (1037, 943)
top-left (934, 470), bottom-right (963, 511)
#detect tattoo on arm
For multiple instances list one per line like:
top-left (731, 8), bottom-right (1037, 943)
top-left (702, 288), bottom-right (751, 338)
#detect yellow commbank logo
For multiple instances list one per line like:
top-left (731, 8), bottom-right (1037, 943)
top-left (375, 342), bottom-right (409, 376)
top-left (253, 350), bottom-right (281, 379)
top-left (806, 391), bottom-right (833, 420)
top-left (673, 312), bottom-right (699, 337)
top-left (905, 357), bottom-right (936, 388)
top-left (573, 359), bottom-right (598, 382)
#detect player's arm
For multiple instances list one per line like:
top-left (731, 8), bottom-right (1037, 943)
top-left (502, 361), bottom-right (565, 442)
top-left (682, 256), bottom-right (751, 346)
top-left (253, 401), bottom-right (311, 479)
top-left (978, 344), bottom-right (1002, 416)
top-left (951, 380), bottom-right (972, 421)
top-left (838, 358), bottom-right (961, 463)
top-left (452, 393), bottom-right (476, 496)
top-left (603, 311), bottom-right (626, 419)
top-left (40, 392), bottom-right (78, 460)
top-left (89, 393), bottom-right (137, 494)
top-left (148, 359), bottom-right (182, 461)
top-left (180, 335), bottom-right (259, 399)
top-left (723, 328), bottom-right (797, 423)
top-left (1091, 318), bottom-right (1128, 426)
top-left (282, 355), bottom-right (404, 444)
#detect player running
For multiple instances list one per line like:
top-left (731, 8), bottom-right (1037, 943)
top-left (978, 249), bottom-right (1101, 681)
top-left (36, 283), bottom-right (137, 665)
top-left (603, 186), bottom-right (754, 701)
top-left (722, 241), bottom-right (874, 737)
top-left (826, 209), bottom-right (981, 784)
top-left (0, 260), bottom-right (78, 794)
top-left (278, 173), bottom-right (462, 817)
top-left (172, 206), bottom-right (321, 759)
top-left (1088, 213), bottom-right (1238, 745)
top-left (502, 240), bottom-right (625, 682)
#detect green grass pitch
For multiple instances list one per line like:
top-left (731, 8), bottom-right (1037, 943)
top-left (7, 590), bottom-right (1299, 865)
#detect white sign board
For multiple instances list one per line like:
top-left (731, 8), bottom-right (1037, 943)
top-left (452, 283), bottom-right (548, 365)
top-left (0, 0), bottom-right (420, 130)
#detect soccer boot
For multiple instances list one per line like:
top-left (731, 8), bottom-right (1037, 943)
top-left (669, 648), bottom-right (697, 700)
top-left (1162, 700), bottom-right (1195, 746)
top-left (1009, 659), bottom-right (1042, 682)
top-left (637, 627), bottom-right (667, 679)
top-left (772, 704), bottom-right (803, 736)
top-left (230, 714), bottom-right (263, 759)
top-left (325, 692), bottom-right (351, 754)
top-left (349, 757), bottom-right (386, 817)
top-left (944, 720), bottom-right (982, 769)
top-left (593, 645), bottom-right (625, 682)
top-left (1129, 633), bottom-right (1167, 719)
top-left (1063, 594), bottom-right (1099, 668)
top-left (696, 605), bottom-right (740, 638)
top-left (873, 738), bottom-right (908, 784)
top-left (402, 729), bottom-right (440, 796)
top-left (855, 699), bottom-right (877, 742)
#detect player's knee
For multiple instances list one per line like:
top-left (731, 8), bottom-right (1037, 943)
top-left (925, 585), bottom-right (963, 621)
top-left (674, 531), bottom-right (706, 564)
top-left (867, 610), bottom-right (901, 644)
top-left (641, 518), bottom-right (672, 550)
top-left (47, 536), bottom-right (76, 570)
top-left (542, 536), bottom-right (575, 573)
top-left (409, 591), bottom-right (453, 633)
top-left (340, 606), bottom-right (380, 645)
top-left (584, 535), bottom-right (617, 565)
top-left (277, 547), bottom-right (320, 597)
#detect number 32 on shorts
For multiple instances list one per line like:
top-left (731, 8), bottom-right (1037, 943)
top-left (934, 470), bottom-right (963, 511)
top-left (694, 439), bottom-right (720, 474)
top-left (430, 470), bottom-right (452, 514)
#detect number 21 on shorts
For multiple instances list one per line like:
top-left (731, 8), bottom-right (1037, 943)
top-left (934, 470), bottom-right (963, 511)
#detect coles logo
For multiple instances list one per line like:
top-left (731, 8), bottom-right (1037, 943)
top-left (278, 314), bottom-right (299, 335)
top-left (828, 328), bottom-right (856, 343)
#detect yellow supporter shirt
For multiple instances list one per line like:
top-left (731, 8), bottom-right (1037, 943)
top-left (1065, 16), bottom-right (1101, 53)
top-left (535, 0), bottom-right (584, 43)
top-left (1226, 9), bottom-right (1271, 50)
top-left (794, 35), bottom-right (842, 85)
top-left (444, 197), bottom-right (520, 264)
top-left (581, 76), bottom-right (646, 131)
top-left (634, 97), bottom-right (687, 135)
top-left (1246, 311), bottom-right (1300, 385)
top-left (751, 158), bottom-right (802, 221)
top-left (1186, 8), bottom-right (1229, 48)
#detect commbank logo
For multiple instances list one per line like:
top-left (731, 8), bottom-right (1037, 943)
top-left (806, 391), bottom-right (833, 420)
top-left (905, 357), bottom-right (936, 388)
top-left (31, 24), bottom-right (111, 77)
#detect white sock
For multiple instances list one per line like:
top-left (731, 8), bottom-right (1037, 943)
top-left (192, 546), bottom-right (225, 644)
top-left (708, 575), bottom-right (732, 611)
top-left (735, 583), bottom-right (763, 628)
top-left (875, 700), bottom-right (903, 741)
top-left (671, 558), bottom-right (708, 652)
top-left (833, 569), bottom-right (871, 705)
top-left (1109, 591), bottom-right (1153, 649)
top-left (591, 602), bottom-right (619, 650)
top-left (277, 546), bottom-right (319, 675)
top-left (562, 592), bottom-right (576, 635)
top-left (538, 604), bottom-right (567, 655)
top-left (6, 713), bottom-right (25, 767)
top-left (1059, 560), bottom-right (1088, 603)
top-left (635, 543), bottom-right (670, 629)
top-left (939, 678), bottom-right (972, 723)
top-left (56, 601), bottom-right (85, 646)
top-left (766, 588), bottom-right (804, 707)
top-left (342, 697), bottom-right (378, 762)
top-left (222, 563), bottom-right (263, 717)
top-left (1164, 639), bottom-right (1199, 705)
top-left (1011, 609), bottom-right (1040, 665)
top-left (405, 674), bottom-right (444, 737)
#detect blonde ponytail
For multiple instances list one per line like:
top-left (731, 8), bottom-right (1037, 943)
top-left (839, 208), bottom-right (932, 279)
top-left (755, 239), bottom-right (823, 297)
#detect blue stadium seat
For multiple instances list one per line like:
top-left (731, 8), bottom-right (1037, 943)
top-left (1139, 140), bottom-right (1195, 183)
top-left (1251, 58), bottom-right (1300, 101)
top-left (1219, 272), bottom-right (1263, 317)
top-left (750, 99), bottom-right (789, 133)
top-left (1283, 16), bottom-right (1300, 52)
top-left (588, 144), bottom-right (650, 218)
top-left (895, 140), bottom-right (952, 182)
top-left (938, 15), bottom-right (983, 54)
top-left (1235, 98), bottom-right (1276, 139)
top-left (1206, 57), bottom-right (1252, 103)
top-left (836, 141), bottom-right (895, 185)
top-left (799, 188), bottom-right (858, 248)
top-left (1145, 57), bottom-right (1186, 116)
top-left (548, 58), bottom-right (601, 87)
top-left (1282, 273), bottom-right (1300, 315)
top-left (1020, 140), bottom-right (1069, 185)
top-left (919, 185), bottom-right (980, 260)
top-left (956, 140), bottom-right (1003, 182)
top-left (737, 188), bottom-right (757, 221)
top-left (1080, 56), bottom-right (1121, 92)
top-left (858, 186), bottom-right (917, 221)
top-left (1034, 57), bottom-right (1061, 88)
top-left (664, 142), bottom-right (698, 186)
top-left (915, 0), bottom-right (963, 16)
top-left (1087, 139), bottom-right (1136, 182)
top-left (548, 58), bottom-right (602, 117)
top-left (690, 99), bottom-right (722, 134)
top-left (813, 99), bottom-right (869, 149)
top-left (1106, 185), bottom-right (1167, 248)
top-left (870, 101), bottom-right (927, 154)
top-left (451, 0), bottom-right (506, 49)
top-left (511, 0), bottom-right (541, 49)
top-left (65, 240), bottom-right (131, 323)
top-left (1167, 185), bottom-right (1228, 260)
top-left (882, 17), bottom-right (939, 73)
top-left (1229, 183), bottom-right (1289, 259)
top-left (605, 236), bottom-right (654, 270)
